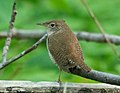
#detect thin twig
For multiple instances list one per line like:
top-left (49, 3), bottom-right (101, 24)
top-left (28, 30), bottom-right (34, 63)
top-left (1, 30), bottom-right (120, 45)
top-left (2, 0), bottom-right (17, 63)
top-left (81, 0), bottom-right (120, 57)
top-left (0, 34), bottom-right (47, 70)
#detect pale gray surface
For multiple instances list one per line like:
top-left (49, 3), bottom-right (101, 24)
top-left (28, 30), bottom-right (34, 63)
top-left (0, 80), bottom-right (120, 93)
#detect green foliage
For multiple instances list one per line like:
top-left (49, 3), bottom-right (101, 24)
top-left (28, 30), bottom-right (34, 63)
top-left (0, 0), bottom-right (120, 83)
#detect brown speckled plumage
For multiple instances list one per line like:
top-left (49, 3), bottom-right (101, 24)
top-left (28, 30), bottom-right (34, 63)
top-left (38, 20), bottom-right (91, 81)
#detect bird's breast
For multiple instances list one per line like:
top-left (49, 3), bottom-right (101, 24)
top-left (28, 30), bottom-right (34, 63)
top-left (47, 31), bottom-right (70, 65)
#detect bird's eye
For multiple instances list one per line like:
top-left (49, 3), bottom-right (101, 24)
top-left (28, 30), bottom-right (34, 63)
top-left (50, 23), bottom-right (55, 28)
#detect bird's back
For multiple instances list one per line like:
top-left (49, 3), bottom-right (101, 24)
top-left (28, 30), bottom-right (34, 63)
top-left (47, 23), bottom-right (91, 72)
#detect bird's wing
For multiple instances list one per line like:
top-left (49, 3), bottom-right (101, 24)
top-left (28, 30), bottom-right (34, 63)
top-left (67, 42), bottom-right (91, 72)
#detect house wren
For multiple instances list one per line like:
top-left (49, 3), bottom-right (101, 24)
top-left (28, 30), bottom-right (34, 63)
top-left (37, 20), bottom-right (91, 81)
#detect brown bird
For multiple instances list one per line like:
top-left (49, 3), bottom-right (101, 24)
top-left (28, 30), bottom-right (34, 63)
top-left (37, 20), bottom-right (91, 81)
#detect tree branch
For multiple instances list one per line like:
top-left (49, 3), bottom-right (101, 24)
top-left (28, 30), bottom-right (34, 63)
top-left (0, 80), bottom-right (119, 92)
top-left (76, 31), bottom-right (120, 45)
top-left (0, 29), bottom-right (120, 45)
top-left (2, 0), bottom-right (17, 63)
top-left (0, 34), bottom-right (47, 70)
top-left (70, 68), bottom-right (120, 86)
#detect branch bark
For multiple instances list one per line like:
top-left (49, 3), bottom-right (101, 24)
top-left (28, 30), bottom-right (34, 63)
top-left (2, 0), bottom-right (17, 63)
top-left (70, 68), bottom-right (120, 86)
top-left (0, 80), bottom-right (120, 93)
top-left (0, 29), bottom-right (120, 45)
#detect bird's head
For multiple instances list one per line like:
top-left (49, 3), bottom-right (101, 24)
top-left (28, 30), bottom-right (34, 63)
top-left (37, 20), bottom-right (66, 35)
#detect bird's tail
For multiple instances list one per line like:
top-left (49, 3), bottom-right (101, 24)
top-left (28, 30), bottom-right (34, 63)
top-left (78, 63), bottom-right (91, 73)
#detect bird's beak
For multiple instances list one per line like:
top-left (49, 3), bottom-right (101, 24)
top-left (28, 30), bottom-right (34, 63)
top-left (36, 23), bottom-right (44, 26)
top-left (36, 22), bottom-right (48, 27)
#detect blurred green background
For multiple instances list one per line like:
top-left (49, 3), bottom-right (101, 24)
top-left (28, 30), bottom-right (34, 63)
top-left (0, 0), bottom-right (120, 83)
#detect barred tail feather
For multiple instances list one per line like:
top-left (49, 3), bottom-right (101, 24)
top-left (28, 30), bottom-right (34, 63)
top-left (78, 64), bottom-right (91, 72)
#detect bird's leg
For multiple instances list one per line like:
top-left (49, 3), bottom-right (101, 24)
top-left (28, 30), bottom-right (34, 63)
top-left (56, 68), bottom-right (62, 91)
top-left (57, 67), bottom-right (62, 83)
